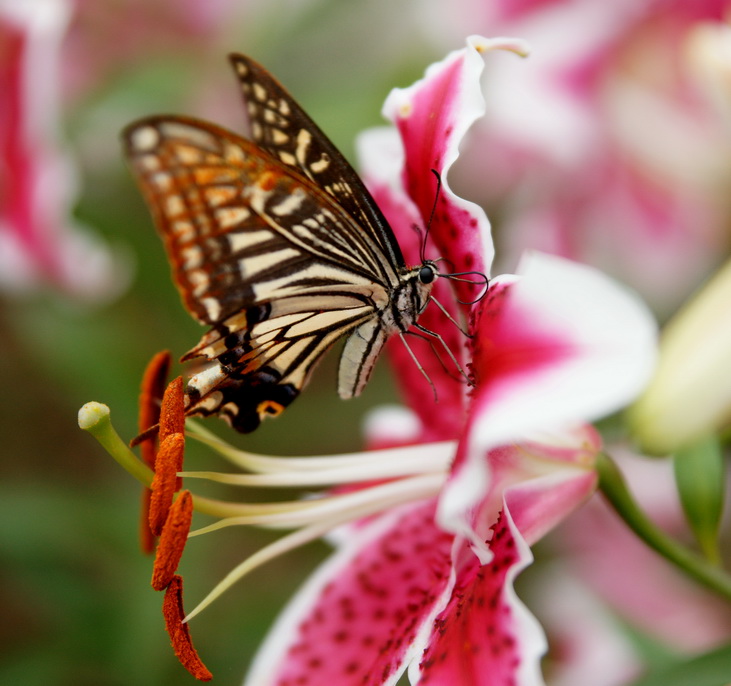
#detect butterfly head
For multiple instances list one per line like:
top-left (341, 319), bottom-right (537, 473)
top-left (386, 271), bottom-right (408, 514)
top-left (418, 263), bottom-right (437, 285)
top-left (399, 260), bottom-right (440, 319)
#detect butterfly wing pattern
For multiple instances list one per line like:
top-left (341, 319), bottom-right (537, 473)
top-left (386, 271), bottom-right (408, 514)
top-left (123, 54), bottom-right (438, 433)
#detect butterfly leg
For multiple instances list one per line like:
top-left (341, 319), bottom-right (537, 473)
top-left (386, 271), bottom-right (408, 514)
top-left (413, 322), bottom-right (472, 386)
top-left (428, 295), bottom-right (471, 337)
top-left (398, 333), bottom-right (438, 402)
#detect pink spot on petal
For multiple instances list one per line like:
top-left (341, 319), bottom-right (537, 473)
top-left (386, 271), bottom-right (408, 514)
top-left (271, 502), bottom-right (454, 686)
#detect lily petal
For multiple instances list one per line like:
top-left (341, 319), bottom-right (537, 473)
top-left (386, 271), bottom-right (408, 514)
top-left (413, 509), bottom-right (545, 686)
top-left (358, 36), bottom-right (528, 434)
top-left (363, 35), bottom-right (518, 292)
top-left (245, 500), bottom-right (455, 686)
top-left (358, 139), bottom-right (468, 438)
top-left (439, 253), bottom-right (655, 545)
top-left (471, 252), bottom-right (656, 449)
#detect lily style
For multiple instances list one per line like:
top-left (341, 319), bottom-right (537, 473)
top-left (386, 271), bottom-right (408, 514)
top-left (81, 37), bottom-right (659, 685)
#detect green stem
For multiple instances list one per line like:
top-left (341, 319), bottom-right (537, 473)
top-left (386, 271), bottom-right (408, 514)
top-left (596, 452), bottom-right (731, 602)
top-left (79, 402), bottom-right (154, 487)
top-left (78, 403), bottom-right (249, 519)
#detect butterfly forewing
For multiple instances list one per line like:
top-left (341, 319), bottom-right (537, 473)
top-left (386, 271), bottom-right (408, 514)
top-left (125, 117), bottom-right (393, 314)
top-left (229, 54), bottom-right (405, 271)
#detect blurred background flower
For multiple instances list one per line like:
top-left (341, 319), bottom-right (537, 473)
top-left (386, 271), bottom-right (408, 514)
top-left (3, 1), bottom-right (731, 685)
top-left (427, 0), bottom-right (731, 317)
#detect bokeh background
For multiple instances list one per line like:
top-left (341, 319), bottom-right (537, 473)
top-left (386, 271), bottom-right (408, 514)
top-left (3, 1), bottom-right (731, 685)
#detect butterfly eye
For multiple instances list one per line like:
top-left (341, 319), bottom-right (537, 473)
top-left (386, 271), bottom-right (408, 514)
top-left (418, 265), bottom-right (436, 284)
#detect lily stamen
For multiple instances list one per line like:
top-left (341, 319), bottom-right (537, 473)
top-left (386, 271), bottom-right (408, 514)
top-left (189, 473), bottom-right (446, 534)
top-left (153, 490), bottom-right (194, 591)
top-left (138, 349), bottom-right (171, 468)
top-left (149, 433), bottom-right (185, 535)
top-left (80, 399), bottom-right (449, 628)
top-left (138, 350), bottom-right (171, 553)
top-left (186, 420), bottom-right (454, 477)
top-left (160, 376), bottom-right (185, 442)
top-left (163, 575), bottom-right (213, 682)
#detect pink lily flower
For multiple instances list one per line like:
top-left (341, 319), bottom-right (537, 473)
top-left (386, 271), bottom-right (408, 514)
top-left (522, 448), bottom-right (731, 686)
top-left (243, 36), bottom-right (657, 686)
top-left (65, 0), bottom-right (235, 97)
top-left (0, 0), bottom-right (124, 300)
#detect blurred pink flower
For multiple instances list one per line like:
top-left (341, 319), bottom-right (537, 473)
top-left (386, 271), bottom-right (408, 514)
top-left (64, 0), bottom-right (235, 97)
top-left (244, 37), bottom-right (656, 686)
top-left (424, 0), bottom-right (731, 315)
top-left (0, 0), bottom-right (126, 300)
top-left (528, 568), bottom-right (644, 686)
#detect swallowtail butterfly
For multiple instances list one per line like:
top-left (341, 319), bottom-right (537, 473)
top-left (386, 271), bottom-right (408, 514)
top-left (123, 54), bottom-right (473, 433)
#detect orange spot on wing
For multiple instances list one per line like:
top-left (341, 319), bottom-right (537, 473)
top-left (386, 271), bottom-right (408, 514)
top-left (163, 575), bottom-right (213, 681)
top-left (258, 170), bottom-right (277, 191)
top-left (193, 168), bottom-right (219, 185)
top-left (257, 399), bottom-right (284, 417)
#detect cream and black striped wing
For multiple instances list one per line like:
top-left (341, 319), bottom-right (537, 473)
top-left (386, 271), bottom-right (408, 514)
top-left (123, 115), bottom-right (395, 432)
top-left (229, 54), bottom-right (406, 272)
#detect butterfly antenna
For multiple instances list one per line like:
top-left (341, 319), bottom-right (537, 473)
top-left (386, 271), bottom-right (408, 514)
top-left (420, 173), bottom-right (490, 306)
top-left (442, 270), bottom-right (490, 305)
top-left (420, 169), bottom-right (442, 264)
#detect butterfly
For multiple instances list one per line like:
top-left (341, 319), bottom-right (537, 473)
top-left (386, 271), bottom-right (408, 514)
top-left (123, 54), bottom-right (477, 433)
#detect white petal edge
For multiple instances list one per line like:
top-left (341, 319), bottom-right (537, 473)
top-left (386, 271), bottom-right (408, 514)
top-left (474, 252), bottom-right (658, 450)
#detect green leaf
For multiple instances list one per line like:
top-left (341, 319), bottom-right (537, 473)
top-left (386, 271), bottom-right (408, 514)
top-left (674, 435), bottom-right (725, 564)
top-left (628, 642), bottom-right (731, 686)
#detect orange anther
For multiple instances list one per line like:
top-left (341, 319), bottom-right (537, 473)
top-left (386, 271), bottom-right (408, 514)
top-left (137, 350), bottom-right (171, 553)
top-left (152, 489), bottom-right (193, 591)
top-left (163, 575), bottom-right (213, 681)
top-left (140, 488), bottom-right (156, 555)
top-left (149, 433), bottom-right (185, 537)
top-left (138, 350), bottom-right (171, 466)
top-left (160, 376), bottom-right (186, 448)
